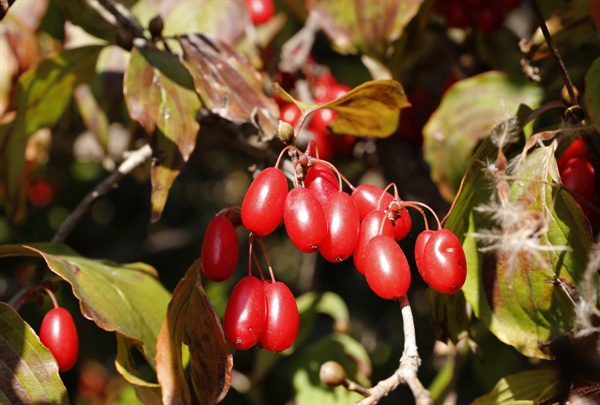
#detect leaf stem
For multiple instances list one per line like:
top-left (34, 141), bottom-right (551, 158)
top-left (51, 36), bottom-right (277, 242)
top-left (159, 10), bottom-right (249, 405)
top-left (97, 0), bottom-right (145, 40)
top-left (527, 0), bottom-right (577, 107)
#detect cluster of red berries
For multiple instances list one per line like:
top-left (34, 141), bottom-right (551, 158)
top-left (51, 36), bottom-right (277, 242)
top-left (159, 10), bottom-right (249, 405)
top-left (557, 138), bottom-right (598, 229)
top-left (437, 0), bottom-right (522, 33)
top-left (201, 142), bottom-right (467, 351)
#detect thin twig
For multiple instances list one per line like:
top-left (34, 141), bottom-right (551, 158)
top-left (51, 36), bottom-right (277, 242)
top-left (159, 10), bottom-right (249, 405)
top-left (52, 143), bottom-right (153, 243)
top-left (527, 0), bottom-right (577, 106)
top-left (356, 296), bottom-right (432, 405)
top-left (97, 0), bottom-right (145, 39)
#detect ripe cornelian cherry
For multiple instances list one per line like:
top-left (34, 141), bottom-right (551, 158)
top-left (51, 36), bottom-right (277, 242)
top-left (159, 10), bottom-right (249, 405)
top-left (40, 307), bottom-right (79, 372)
top-left (364, 235), bottom-right (411, 299)
top-left (557, 138), bottom-right (589, 172)
top-left (560, 157), bottom-right (597, 224)
top-left (284, 187), bottom-right (327, 253)
top-left (414, 230), bottom-right (434, 272)
top-left (244, 0), bottom-right (275, 25)
top-left (353, 210), bottom-right (394, 274)
top-left (390, 206), bottom-right (412, 241)
top-left (418, 229), bottom-right (467, 294)
top-left (351, 184), bottom-right (394, 220)
top-left (223, 276), bottom-right (266, 350)
top-left (260, 281), bottom-right (299, 352)
top-left (320, 192), bottom-right (360, 262)
top-left (241, 167), bottom-right (288, 236)
top-left (280, 103), bottom-right (302, 128)
top-left (201, 215), bottom-right (239, 281)
top-left (304, 164), bottom-right (339, 206)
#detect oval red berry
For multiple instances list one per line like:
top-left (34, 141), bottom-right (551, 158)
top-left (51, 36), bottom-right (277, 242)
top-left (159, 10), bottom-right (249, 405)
top-left (223, 276), bottom-right (266, 350)
top-left (364, 235), bottom-right (411, 300)
top-left (201, 215), bottom-right (239, 281)
top-left (40, 307), bottom-right (79, 372)
top-left (241, 168), bottom-right (288, 236)
top-left (260, 281), bottom-right (299, 352)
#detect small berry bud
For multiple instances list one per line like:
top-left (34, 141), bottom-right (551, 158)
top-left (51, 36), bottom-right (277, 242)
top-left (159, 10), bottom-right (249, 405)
top-left (148, 16), bottom-right (164, 39)
top-left (319, 361), bottom-right (346, 387)
top-left (277, 120), bottom-right (295, 145)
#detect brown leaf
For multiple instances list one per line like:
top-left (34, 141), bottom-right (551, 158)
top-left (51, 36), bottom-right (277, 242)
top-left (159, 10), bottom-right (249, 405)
top-left (179, 34), bottom-right (279, 140)
top-left (156, 260), bottom-right (232, 405)
top-left (124, 46), bottom-right (201, 222)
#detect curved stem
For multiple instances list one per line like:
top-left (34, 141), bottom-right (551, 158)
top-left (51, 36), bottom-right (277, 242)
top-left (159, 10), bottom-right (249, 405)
top-left (42, 286), bottom-right (59, 309)
top-left (403, 201), bottom-right (442, 230)
top-left (527, 0), bottom-right (577, 106)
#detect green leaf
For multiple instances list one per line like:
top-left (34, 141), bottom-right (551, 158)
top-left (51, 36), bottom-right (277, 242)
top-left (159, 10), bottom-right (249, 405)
top-left (0, 243), bottom-right (171, 368)
top-left (0, 45), bottom-right (102, 223)
top-left (178, 34), bottom-right (279, 140)
top-left (423, 71), bottom-right (543, 201)
top-left (0, 302), bottom-right (69, 405)
top-left (292, 333), bottom-right (371, 404)
top-left (306, 0), bottom-right (424, 60)
top-left (58, 0), bottom-right (134, 41)
top-left (316, 79), bottom-right (410, 138)
top-left (585, 57), bottom-right (600, 131)
top-left (441, 113), bottom-right (594, 358)
top-left (472, 369), bottom-right (557, 405)
top-left (162, 0), bottom-right (247, 42)
top-left (156, 260), bottom-right (232, 405)
top-left (124, 46), bottom-right (202, 223)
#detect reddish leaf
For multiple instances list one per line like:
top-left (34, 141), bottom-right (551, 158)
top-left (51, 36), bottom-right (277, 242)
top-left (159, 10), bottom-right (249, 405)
top-left (124, 46), bottom-right (201, 222)
top-left (179, 34), bottom-right (279, 140)
top-left (156, 260), bottom-right (232, 405)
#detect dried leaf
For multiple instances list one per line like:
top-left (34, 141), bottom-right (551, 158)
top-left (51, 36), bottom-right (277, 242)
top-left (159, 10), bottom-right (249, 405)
top-left (307, 0), bottom-right (424, 59)
top-left (124, 45), bottom-right (201, 222)
top-left (318, 79), bottom-right (410, 137)
top-left (179, 33), bottom-right (279, 139)
top-left (0, 302), bottom-right (69, 405)
top-left (156, 260), bottom-right (232, 405)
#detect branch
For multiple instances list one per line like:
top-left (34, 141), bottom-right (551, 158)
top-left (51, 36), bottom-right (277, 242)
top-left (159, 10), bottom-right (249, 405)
top-left (52, 143), bottom-right (153, 243)
top-left (356, 296), bottom-right (432, 405)
top-left (97, 0), bottom-right (146, 39)
top-left (0, 0), bottom-right (16, 22)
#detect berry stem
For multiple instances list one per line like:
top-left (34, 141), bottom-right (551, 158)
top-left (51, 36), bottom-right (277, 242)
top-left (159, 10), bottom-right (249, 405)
top-left (42, 286), bottom-right (60, 309)
top-left (309, 158), bottom-right (353, 192)
top-left (256, 238), bottom-right (276, 283)
top-left (402, 201), bottom-right (442, 230)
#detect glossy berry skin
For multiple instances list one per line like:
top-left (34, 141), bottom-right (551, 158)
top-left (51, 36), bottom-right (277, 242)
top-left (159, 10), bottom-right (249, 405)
top-left (241, 168), bottom-right (288, 236)
top-left (224, 276), bottom-right (266, 350)
top-left (260, 281), bottom-right (299, 352)
top-left (419, 229), bottom-right (467, 294)
top-left (557, 138), bottom-right (590, 173)
top-left (304, 165), bottom-right (339, 206)
top-left (39, 307), bottom-right (79, 372)
top-left (414, 230), bottom-right (434, 272)
top-left (284, 187), bottom-right (327, 253)
top-left (353, 210), bottom-right (394, 275)
top-left (245, 0), bottom-right (275, 25)
top-left (280, 103), bottom-right (302, 128)
top-left (560, 157), bottom-right (597, 224)
top-left (352, 184), bottom-right (394, 219)
top-left (201, 215), bottom-right (239, 281)
top-left (391, 208), bottom-right (412, 241)
top-left (320, 192), bottom-right (360, 262)
top-left (364, 235), bottom-right (411, 300)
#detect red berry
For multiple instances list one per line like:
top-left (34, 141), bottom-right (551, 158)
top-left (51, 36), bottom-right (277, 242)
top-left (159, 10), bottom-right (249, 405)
top-left (40, 307), bottom-right (79, 372)
top-left (224, 276), bottom-right (266, 350)
top-left (304, 164), bottom-right (339, 206)
top-left (390, 207), bottom-right (412, 241)
top-left (557, 138), bottom-right (590, 173)
top-left (241, 168), bottom-right (288, 236)
top-left (351, 184), bottom-right (394, 220)
top-left (260, 281), bottom-right (299, 352)
top-left (414, 230), bottom-right (434, 272)
top-left (353, 210), bottom-right (394, 274)
top-left (280, 103), bottom-right (302, 128)
top-left (560, 157), bottom-right (597, 223)
top-left (283, 187), bottom-right (328, 253)
top-left (364, 235), bottom-right (411, 299)
top-left (320, 192), bottom-right (360, 262)
top-left (418, 229), bottom-right (467, 294)
top-left (28, 179), bottom-right (54, 207)
top-left (244, 0), bottom-right (275, 25)
top-left (445, 3), bottom-right (471, 29)
top-left (201, 215), bottom-right (239, 281)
